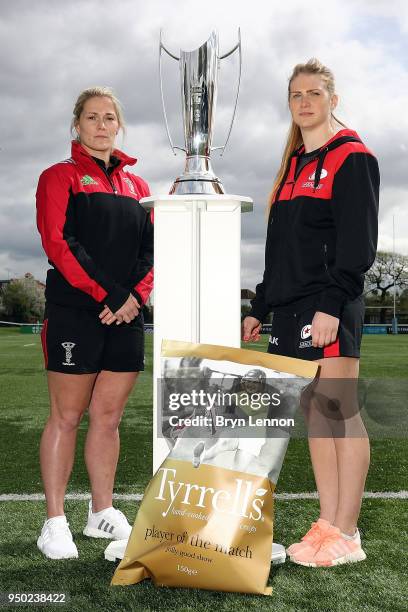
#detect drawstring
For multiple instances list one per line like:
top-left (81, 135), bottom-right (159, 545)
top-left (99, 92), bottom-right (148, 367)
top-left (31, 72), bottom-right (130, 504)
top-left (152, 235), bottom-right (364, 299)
top-left (312, 136), bottom-right (361, 191)
top-left (313, 146), bottom-right (329, 192)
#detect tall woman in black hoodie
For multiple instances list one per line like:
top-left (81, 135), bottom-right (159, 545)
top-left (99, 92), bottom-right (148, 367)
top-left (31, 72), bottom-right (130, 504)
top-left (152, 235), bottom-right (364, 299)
top-left (243, 59), bottom-right (379, 567)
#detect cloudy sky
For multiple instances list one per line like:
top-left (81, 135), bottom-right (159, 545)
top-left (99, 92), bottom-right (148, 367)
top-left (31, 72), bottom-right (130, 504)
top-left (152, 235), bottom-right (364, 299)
top-left (1, 0), bottom-right (407, 290)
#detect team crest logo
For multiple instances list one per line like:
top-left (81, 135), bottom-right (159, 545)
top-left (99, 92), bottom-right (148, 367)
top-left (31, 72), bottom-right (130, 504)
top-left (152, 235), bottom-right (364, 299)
top-left (301, 324), bottom-right (312, 340)
top-left (123, 177), bottom-right (136, 194)
top-left (62, 342), bottom-right (76, 366)
top-left (81, 175), bottom-right (98, 186)
top-left (308, 168), bottom-right (328, 181)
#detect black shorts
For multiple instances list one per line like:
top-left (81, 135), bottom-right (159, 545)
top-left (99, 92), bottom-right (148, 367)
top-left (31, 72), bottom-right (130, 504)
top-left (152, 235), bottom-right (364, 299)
top-left (41, 303), bottom-right (145, 373)
top-left (267, 295), bottom-right (364, 361)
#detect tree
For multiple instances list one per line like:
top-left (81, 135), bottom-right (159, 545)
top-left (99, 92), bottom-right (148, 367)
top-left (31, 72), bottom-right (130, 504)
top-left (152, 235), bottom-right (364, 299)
top-left (241, 304), bottom-right (252, 319)
top-left (365, 251), bottom-right (408, 300)
top-left (398, 288), bottom-right (408, 319)
top-left (0, 274), bottom-right (45, 322)
top-left (364, 251), bottom-right (408, 323)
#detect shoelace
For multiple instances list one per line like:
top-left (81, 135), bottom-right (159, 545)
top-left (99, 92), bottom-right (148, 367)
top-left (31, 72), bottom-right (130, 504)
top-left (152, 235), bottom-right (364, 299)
top-left (301, 522), bottom-right (326, 544)
top-left (48, 522), bottom-right (71, 538)
top-left (104, 508), bottom-right (127, 523)
top-left (318, 531), bottom-right (343, 551)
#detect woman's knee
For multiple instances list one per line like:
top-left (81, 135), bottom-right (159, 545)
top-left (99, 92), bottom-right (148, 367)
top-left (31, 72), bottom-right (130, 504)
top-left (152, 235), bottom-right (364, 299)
top-left (48, 407), bottom-right (85, 433)
top-left (88, 404), bottom-right (124, 431)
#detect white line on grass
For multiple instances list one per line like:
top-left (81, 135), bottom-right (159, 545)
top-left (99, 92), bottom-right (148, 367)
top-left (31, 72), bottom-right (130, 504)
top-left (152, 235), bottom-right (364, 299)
top-left (1, 491), bottom-right (407, 502)
top-left (0, 493), bottom-right (144, 502)
top-left (23, 343), bottom-right (35, 347)
top-left (275, 491), bottom-right (408, 500)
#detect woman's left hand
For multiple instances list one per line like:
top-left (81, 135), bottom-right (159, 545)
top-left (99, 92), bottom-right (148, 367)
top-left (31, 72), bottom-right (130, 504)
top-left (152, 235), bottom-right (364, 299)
top-left (311, 311), bottom-right (339, 348)
top-left (99, 305), bottom-right (119, 325)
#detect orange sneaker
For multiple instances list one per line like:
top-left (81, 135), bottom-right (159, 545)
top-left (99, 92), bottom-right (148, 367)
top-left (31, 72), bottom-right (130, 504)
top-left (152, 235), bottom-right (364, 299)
top-left (286, 518), bottom-right (331, 557)
top-left (292, 526), bottom-right (366, 567)
top-left (313, 527), bottom-right (366, 567)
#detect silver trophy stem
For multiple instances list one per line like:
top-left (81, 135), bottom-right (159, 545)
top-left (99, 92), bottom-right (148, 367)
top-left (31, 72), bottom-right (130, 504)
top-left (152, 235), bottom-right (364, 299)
top-left (171, 31), bottom-right (223, 195)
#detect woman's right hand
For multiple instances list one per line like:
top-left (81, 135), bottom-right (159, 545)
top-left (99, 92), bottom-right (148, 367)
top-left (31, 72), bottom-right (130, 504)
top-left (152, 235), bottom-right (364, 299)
top-left (241, 316), bottom-right (262, 342)
top-left (99, 305), bottom-right (117, 325)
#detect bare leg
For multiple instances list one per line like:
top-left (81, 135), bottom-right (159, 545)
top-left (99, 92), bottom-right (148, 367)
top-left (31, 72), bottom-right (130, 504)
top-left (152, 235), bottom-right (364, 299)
top-left (333, 435), bottom-right (370, 535)
top-left (307, 438), bottom-right (339, 523)
top-left (40, 372), bottom-right (97, 518)
top-left (84, 371), bottom-right (139, 512)
top-left (331, 358), bottom-right (369, 534)
top-left (313, 357), bottom-right (369, 535)
top-left (302, 382), bottom-right (339, 523)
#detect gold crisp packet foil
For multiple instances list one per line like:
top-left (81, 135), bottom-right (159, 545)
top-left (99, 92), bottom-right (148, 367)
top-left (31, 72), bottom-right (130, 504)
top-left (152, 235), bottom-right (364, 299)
top-left (112, 458), bottom-right (274, 595)
top-left (112, 340), bottom-right (318, 595)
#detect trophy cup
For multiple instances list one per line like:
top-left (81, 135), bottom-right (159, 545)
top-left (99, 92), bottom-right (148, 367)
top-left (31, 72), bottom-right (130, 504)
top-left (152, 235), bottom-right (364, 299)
top-left (159, 30), bottom-right (241, 194)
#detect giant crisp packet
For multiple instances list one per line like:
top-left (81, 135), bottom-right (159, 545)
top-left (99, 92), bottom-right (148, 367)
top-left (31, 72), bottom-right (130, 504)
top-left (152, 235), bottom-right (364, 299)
top-left (111, 341), bottom-right (318, 595)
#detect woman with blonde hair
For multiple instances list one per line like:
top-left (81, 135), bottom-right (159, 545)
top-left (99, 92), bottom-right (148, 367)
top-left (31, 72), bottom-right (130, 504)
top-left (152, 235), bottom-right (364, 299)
top-left (36, 86), bottom-right (153, 559)
top-left (242, 59), bottom-right (379, 567)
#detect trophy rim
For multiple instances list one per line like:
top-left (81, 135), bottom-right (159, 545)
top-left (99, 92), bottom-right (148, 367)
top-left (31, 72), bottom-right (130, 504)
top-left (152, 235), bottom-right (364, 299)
top-left (178, 30), bottom-right (218, 55)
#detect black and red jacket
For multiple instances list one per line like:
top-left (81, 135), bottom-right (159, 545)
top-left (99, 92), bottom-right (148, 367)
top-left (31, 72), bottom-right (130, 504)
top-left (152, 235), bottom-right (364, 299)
top-left (249, 129), bottom-right (380, 321)
top-left (36, 141), bottom-right (153, 312)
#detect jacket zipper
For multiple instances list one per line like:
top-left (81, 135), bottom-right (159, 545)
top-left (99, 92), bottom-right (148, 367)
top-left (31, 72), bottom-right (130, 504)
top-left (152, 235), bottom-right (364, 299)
top-left (93, 162), bottom-right (118, 195)
top-left (104, 170), bottom-right (118, 195)
top-left (82, 152), bottom-right (120, 195)
top-left (323, 243), bottom-right (328, 270)
top-left (286, 180), bottom-right (296, 199)
top-left (276, 160), bottom-right (297, 300)
top-left (275, 156), bottom-right (318, 302)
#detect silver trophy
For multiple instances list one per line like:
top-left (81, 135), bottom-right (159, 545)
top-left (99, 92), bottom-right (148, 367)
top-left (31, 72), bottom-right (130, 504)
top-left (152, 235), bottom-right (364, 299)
top-left (159, 30), bottom-right (242, 195)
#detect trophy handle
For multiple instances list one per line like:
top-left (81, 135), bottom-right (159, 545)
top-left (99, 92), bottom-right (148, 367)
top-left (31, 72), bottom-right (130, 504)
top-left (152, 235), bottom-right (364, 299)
top-left (159, 30), bottom-right (186, 155)
top-left (211, 28), bottom-right (242, 157)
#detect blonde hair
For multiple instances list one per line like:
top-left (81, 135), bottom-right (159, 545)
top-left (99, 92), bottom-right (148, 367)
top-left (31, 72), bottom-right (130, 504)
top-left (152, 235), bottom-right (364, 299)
top-left (268, 58), bottom-right (346, 211)
top-left (71, 86), bottom-right (125, 139)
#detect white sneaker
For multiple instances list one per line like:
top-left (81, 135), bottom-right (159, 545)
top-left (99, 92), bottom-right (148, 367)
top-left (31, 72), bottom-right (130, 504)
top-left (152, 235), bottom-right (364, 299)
top-left (104, 538), bottom-right (128, 562)
top-left (37, 516), bottom-right (78, 560)
top-left (271, 542), bottom-right (286, 565)
top-left (83, 501), bottom-right (132, 540)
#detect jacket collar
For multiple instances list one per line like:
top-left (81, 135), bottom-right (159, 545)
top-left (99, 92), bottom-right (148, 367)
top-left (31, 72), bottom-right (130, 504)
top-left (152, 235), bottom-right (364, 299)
top-left (294, 128), bottom-right (361, 157)
top-left (71, 140), bottom-right (137, 173)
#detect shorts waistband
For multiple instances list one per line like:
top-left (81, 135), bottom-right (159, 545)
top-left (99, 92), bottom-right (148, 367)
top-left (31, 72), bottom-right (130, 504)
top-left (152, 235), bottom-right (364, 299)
top-left (272, 294), bottom-right (320, 316)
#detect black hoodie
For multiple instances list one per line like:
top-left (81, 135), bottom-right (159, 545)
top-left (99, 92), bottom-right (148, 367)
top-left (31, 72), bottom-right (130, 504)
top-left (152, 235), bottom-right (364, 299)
top-left (249, 129), bottom-right (380, 321)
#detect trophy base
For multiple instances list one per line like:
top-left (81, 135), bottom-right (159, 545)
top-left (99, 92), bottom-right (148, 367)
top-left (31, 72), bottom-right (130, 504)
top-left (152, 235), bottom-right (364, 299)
top-left (170, 178), bottom-right (225, 196)
top-left (170, 155), bottom-right (225, 195)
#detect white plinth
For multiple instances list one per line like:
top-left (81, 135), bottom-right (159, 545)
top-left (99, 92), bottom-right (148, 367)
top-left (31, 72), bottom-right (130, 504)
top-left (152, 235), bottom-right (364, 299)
top-left (140, 194), bottom-right (253, 473)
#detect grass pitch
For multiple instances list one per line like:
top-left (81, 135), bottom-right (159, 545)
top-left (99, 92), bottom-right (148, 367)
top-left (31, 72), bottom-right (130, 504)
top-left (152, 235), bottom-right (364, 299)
top-left (0, 329), bottom-right (407, 611)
